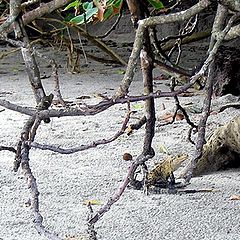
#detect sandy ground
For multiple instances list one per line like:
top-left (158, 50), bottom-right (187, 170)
top-left (1, 34), bottom-right (240, 240)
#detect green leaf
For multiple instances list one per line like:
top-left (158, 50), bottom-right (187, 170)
top-left (106, 0), bottom-right (116, 6)
top-left (112, 0), bottom-right (123, 8)
top-left (70, 14), bottom-right (85, 24)
top-left (132, 103), bottom-right (143, 110)
top-left (104, 6), bottom-right (114, 20)
top-left (116, 69), bottom-right (125, 75)
top-left (147, 0), bottom-right (164, 10)
top-left (82, 1), bottom-right (93, 11)
top-left (70, 7), bottom-right (98, 25)
top-left (85, 7), bottom-right (98, 19)
top-left (63, 0), bottom-right (81, 11)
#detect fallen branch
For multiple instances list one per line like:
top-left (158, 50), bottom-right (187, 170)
top-left (0, 146), bottom-right (16, 153)
top-left (88, 153), bottom-right (153, 225)
top-left (0, 74), bottom-right (202, 119)
top-left (181, 11), bottom-right (240, 182)
top-left (30, 106), bottom-right (131, 154)
top-left (114, 0), bottom-right (211, 97)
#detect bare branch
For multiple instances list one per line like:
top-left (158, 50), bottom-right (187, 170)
top-left (21, 0), bottom-right (41, 7)
top-left (34, 50), bottom-right (65, 106)
top-left (209, 4), bottom-right (228, 52)
top-left (0, 146), bottom-right (16, 153)
top-left (20, 140), bottom-right (61, 240)
top-left (182, 11), bottom-right (240, 182)
top-left (0, 0), bottom-right (21, 34)
top-left (88, 153), bottom-right (153, 225)
top-left (30, 107), bottom-right (132, 154)
top-left (22, 0), bottom-right (72, 26)
top-left (114, 0), bottom-right (212, 97)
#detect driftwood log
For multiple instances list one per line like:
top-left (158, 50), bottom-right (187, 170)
top-left (193, 116), bottom-right (240, 176)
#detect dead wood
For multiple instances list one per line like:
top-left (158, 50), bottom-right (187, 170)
top-left (193, 116), bottom-right (240, 176)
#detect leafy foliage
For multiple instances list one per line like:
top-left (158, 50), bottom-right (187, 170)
top-left (147, 0), bottom-right (164, 10)
top-left (64, 0), bottom-right (123, 25)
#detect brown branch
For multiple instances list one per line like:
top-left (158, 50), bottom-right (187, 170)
top-left (18, 18), bottom-right (46, 104)
top-left (140, 47), bottom-right (155, 156)
top-left (34, 49), bottom-right (65, 106)
top-left (219, 103), bottom-right (240, 112)
top-left (89, 2), bottom-right (155, 226)
top-left (114, 0), bottom-right (212, 98)
top-left (162, 29), bottom-right (212, 51)
top-left (0, 72), bottom-right (201, 119)
top-left (88, 153), bottom-right (153, 225)
top-left (182, 11), bottom-right (240, 182)
top-left (154, 59), bottom-right (190, 81)
top-left (157, 78), bottom-right (197, 129)
top-left (208, 4), bottom-right (228, 52)
top-left (13, 116), bottom-right (36, 172)
top-left (20, 140), bottom-right (61, 240)
top-left (22, 0), bottom-right (72, 26)
top-left (86, 203), bottom-right (97, 240)
top-left (13, 113), bottom-right (61, 239)
top-left (0, 146), bottom-right (17, 153)
top-left (0, 0), bottom-right (71, 36)
top-left (127, 116), bottom-right (147, 135)
top-left (59, 35), bottom-right (122, 65)
top-left (41, 16), bottom-right (127, 66)
top-left (168, 14), bottom-right (198, 64)
top-left (30, 106), bottom-right (131, 154)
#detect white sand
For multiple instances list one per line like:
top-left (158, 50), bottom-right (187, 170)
top-left (0, 44), bottom-right (240, 240)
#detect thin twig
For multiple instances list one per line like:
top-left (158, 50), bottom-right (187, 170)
top-left (30, 105), bottom-right (132, 154)
top-left (34, 49), bottom-right (66, 106)
top-left (0, 75), bottom-right (201, 119)
top-left (0, 146), bottom-right (17, 153)
top-left (88, 153), bottom-right (153, 225)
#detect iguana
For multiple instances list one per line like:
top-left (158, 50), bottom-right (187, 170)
top-left (146, 153), bottom-right (188, 189)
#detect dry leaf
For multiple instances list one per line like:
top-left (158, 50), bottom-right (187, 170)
top-left (162, 113), bottom-right (173, 122)
top-left (175, 113), bottom-right (185, 121)
top-left (161, 112), bottom-right (184, 122)
top-left (210, 111), bottom-right (218, 115)
top-left (83, 199), bottom-right (102, 205)
top-left (158, 144), bottom-right (169, 154)
top-left (230, 194), bottom-right (240, 200)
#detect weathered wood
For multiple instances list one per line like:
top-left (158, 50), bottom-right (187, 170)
top-left (193, 116), bottom-right (240, 176)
